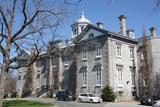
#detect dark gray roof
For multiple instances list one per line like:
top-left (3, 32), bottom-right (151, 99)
top-left (74, 24), bottom-right (137, 44)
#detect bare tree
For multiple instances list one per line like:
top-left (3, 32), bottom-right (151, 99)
top-left (0, 0), bottom-right (82, 106)
top-left (138, 31), bottom-right (155, 98)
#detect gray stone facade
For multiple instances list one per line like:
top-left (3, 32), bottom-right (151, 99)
top-left (17, 13), bottom-right (160, 101)
top-left (75, 24), bottom-right (138, 101)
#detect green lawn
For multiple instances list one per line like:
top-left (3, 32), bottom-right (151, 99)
top-left (3, 100), bottom-right (53, 107)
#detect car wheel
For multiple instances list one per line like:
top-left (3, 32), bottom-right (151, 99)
top-left (140, 101), bottom-right (144, 105)
top-left (90, 99), bottom-right (93, 103)
top-left (78, 98), bottom-right (82, 102)
top-left (65, 97), bottom-right (69, 101)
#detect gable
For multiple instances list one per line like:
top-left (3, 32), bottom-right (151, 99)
top-left (80, 28), bottom-right (105, 41)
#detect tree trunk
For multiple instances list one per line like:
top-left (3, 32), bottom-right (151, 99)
top-left (0, 62), bottom-right (8, 107)
top-left (58, 56), bottom-right (63, 90)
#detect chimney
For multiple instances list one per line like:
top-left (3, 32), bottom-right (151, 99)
top-left (149, 27), bottom-right (157, 37)
top-left (118, 15), bottom-right (127, 35)
top-left (96, 22), bottom-right (103, 29)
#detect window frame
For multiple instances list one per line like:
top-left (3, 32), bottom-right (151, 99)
top-left (82, 67), bottom-right (88, 86)
top-left (129, 46), bottom-right (134, 59)
top-left (117, 65), bottom-right (123, 87)
top-left (130, 67), bottom-right (136, 86)
top-left (81, 47), bottom-right (87, 60)
top-left (96, 66), bottom-right (102, 86)
top-left (96, 43), bottom-right (102, 58)
top-left (116, 44), bottom-right (122, 57)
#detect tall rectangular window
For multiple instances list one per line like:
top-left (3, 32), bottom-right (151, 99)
top-left (96, 43), bottom-right (102, 57)
top-left (81, 48), bottom-right (87, 60)
top-left (96, 66), bottom-right (102, 85)
top-left (82, 67), bottom-right (88, 86)
top-left (129, 47), bottom-right (134, 58)
top-left (116, 44), bottom-right (122, 57)
top-left (130, 67), bottom-right (136, 86)
top-left (64, 56), bottom-right (69, 65)
top-left (117, 65), bottom-right (123, 86)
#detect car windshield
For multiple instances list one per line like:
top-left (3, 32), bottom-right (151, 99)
top-left (88, 94), bottom-right (95, 97)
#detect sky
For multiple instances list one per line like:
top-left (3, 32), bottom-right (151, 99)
top-left (56, 0), bottom-right (160, 39)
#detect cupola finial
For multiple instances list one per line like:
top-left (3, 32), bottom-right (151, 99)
top-left (80, 11), bottom-right (85, 18)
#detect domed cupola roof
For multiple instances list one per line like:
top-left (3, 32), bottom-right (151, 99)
top-left (76, 12), bottom-right (91, 24)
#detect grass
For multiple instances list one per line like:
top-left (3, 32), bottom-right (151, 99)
top-left (3, 100), bottom-right (53, 107)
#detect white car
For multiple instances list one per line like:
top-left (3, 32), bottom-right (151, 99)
top-left (78, 93), bottom-right (103, 103)
top-left (152, 100), bottom-right (160, 107)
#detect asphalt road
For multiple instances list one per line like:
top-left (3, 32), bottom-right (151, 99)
top-left (54, 101), bottom-right (152, 107)
top-left (6, 98), bottom-right (152, 107)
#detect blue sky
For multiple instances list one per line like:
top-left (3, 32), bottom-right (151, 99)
top-left (56, 0), bottom-right (160, 39)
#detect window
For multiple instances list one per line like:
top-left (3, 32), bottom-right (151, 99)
top-left (37, 69), bottom-right (41, 72)
top-left (74, 27), bottom-right (78, 34)
top-left (116, 44), bottom-right (122, 57)
top-left (130, 67), bottom-right (136, 86)
top-left (36, 74), bottom-right (40, 79)
top-left (75, 28), bottom-right (77, 34)
top-left (129, 47), bottom-right (134, 58)
top-left (117, 65), bottom-right (123, 86)
top-left (96, 66), bottom-right (102, 85)
top-left (96, 43), bottom-right (102, 57)
top-left (18, 75), bottom-right (21, 80)
top-left (82, 67), bottom-right (88, 86)
top-left (23, 75), bottom-right (26, 80)
top-left (64, 57), bottom-right (69, 65)
top-left (89, 33), bottom-right (94, 38)
top-left (80, 25), bottom-right (85, 31)
top-left (44, 73), bottom-right (47, 78)
top-left (81, 48), bottom-right (87, 60)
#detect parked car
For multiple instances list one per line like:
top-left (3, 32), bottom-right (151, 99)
top-left (78, 93), bottom-right (103, 103)
top-left (140, 96), bottom-right (160, 105)
top-left (56, 91), bottom-right (76, 101)
top-left (152, 100), bottom-right (160, 107)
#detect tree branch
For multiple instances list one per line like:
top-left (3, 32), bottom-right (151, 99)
top-left (9, 44), bottom-right (39, 69)
top-left (0, 6), bottom-right (9, 31)
top-left (22, 0), bottom-right (27, 25)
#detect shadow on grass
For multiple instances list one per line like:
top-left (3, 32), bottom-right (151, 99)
top-left (3, 100), bottom-right (53, 107)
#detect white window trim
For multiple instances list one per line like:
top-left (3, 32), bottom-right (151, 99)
top-left (130, 67), bottom-right (136, 87)
top-left (116, 44), bottom-right (122, 58)
top-left (96, 65), bottom-right (103, 86)
top-left (117, 65), bottom-right (123, 87)
top-left (129, 46), bottom-right (134, 59)
top-left (82, 67), bottom-right (88, 87)
top-left (95, 43), bottom-right (102, 58)
top-left (81, 48), bottom-right (87, 61)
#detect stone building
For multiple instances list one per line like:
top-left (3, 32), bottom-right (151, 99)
top-left (73, 14), bottom-right (138, 101)
top-left (16, 13), bottom-right (138, 101)
top-left (16, 41), bottom-right (77, 97)
top-left (137, 27), bottom-right (160, 98)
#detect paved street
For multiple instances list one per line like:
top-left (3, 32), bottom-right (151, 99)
top-left (54, 101), bottom-right (152, 107)
top-left (6, 98), bottom-right (152, 107)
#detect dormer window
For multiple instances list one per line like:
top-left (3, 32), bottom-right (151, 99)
top-left (80, 25), bottom-right (85, 32)
top-left (74, 28), bottom-right (78, 34)
top-left (127, 29), bottom-right (135, 39)
top-left (89, 33), bottom-right (94, 38)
